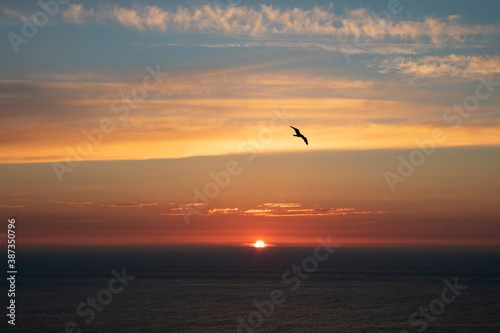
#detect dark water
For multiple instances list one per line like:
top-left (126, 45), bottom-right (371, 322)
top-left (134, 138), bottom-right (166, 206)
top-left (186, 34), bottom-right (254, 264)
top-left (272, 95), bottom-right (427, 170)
top-left (2, 246), bottom-right (500, 332)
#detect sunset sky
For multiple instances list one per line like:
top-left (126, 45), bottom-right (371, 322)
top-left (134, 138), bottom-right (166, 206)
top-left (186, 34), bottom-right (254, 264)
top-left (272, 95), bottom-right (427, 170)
top-left (1, 0), bottom-right (499, 246)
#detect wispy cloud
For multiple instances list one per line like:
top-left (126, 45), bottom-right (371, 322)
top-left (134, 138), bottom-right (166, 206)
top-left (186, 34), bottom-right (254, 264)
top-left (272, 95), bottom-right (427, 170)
top-left (161, 203), bottom-right (386, 218)
top-left (242, 209), bottom-right (274, 215)
top-left (6, 4), bottom-right (497, 44)
top-left (3, 7), bottom-right (28, 21)
top-left (253, 207), bottom-right (386, 217)
top-left (375, 55), bottom-right (500, 79)
top-left (62, 4), bottom-right (94, 24)
top-left (155, 39), bottom-right (485, 57)
top-left (2, 93), bottom-right (500, 163)
top-left (208, 208), bottom-right (239, 214)
top-left (0, 71), bottom-right (374, 100)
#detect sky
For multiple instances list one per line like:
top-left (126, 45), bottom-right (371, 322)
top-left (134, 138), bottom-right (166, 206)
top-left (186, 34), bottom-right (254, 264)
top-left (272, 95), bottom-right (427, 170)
top-left (0, 0), bottom-right (499, 246)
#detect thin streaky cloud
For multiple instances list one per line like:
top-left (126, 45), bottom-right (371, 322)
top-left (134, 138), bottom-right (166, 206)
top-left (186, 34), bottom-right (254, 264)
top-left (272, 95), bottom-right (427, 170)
top-left (162, 203), bottom-right (387, 218)
top-left (207, 208), bottom-right (239, 214)
top-left (145, 40), bottom-right (487, 56)
top-left (376, 55), bottom-right (500, 78)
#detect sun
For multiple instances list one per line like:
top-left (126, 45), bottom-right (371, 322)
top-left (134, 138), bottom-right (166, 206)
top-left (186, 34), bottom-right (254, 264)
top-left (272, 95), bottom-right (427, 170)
top-left (253, 240), bottom-right (267, 248)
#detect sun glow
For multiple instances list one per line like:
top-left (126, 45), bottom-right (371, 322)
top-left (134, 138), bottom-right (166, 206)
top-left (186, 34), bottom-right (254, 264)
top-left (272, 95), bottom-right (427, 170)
top-left (253, 240), bottom-right (267, 248)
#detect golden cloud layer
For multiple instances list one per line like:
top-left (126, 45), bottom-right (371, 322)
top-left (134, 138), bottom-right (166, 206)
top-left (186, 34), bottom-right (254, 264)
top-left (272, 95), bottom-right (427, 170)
top-left (161, 202), bottom-right (386, 218)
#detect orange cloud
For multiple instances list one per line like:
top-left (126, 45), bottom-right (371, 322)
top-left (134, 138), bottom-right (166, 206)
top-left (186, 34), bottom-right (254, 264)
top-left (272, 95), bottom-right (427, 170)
top-left (1, 66), bottom-right (499, 164)
top-left (166, 203), bottom-right (386, 218)
top-left (207, 208), bottom-right (239, 214)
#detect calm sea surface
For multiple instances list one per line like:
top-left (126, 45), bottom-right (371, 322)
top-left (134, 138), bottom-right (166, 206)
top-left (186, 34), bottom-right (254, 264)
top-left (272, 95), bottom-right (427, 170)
top-left (3, 246), bottom-right (500, 332)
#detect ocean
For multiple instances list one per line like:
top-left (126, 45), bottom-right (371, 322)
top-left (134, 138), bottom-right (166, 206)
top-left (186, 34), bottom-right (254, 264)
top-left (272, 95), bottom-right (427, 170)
top-left (3, 246), bottom-right (500, 332)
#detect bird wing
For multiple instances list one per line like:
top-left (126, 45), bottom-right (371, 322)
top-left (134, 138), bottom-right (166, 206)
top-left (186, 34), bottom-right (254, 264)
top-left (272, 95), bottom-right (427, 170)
top-left (290, 126), bottom-right (301, 135)
top-left (301, 135), bottom-right (308, 145)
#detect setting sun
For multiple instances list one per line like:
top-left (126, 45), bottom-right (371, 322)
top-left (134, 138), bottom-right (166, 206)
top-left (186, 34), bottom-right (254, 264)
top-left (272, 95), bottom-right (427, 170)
top-left (253, 240), bottom-right (267, 248)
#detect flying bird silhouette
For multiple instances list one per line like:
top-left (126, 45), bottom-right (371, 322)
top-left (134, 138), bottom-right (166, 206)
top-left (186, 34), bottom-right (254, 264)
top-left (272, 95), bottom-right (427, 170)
top-left (290, 126), bottom-right (308, 145)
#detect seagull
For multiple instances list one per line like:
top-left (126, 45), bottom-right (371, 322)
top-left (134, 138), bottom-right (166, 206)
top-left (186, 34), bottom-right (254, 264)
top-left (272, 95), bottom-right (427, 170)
top-left (290, 126), bottom-right (308, 145)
